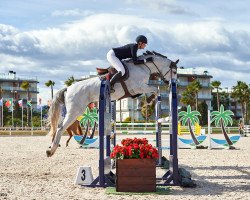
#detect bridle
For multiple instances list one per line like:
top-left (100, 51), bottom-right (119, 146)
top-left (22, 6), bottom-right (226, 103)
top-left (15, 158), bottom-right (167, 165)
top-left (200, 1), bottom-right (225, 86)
top-left (144, 57), bottom-right (178, 84)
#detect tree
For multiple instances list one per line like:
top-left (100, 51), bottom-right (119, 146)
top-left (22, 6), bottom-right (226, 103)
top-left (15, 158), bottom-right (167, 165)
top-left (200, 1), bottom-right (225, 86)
top-left (140, 94), bottom-right (156, 122)
top-left (193, 80), bottom-right (202, 110)
top-left (211, 81), bottom-right (221, 110)
top-left (45, 80), bottom-right (55, 99)
top-left (180, 80), bottom-right (202, 110)
top-left (212, 91), bottom-right (230, 111)
top-left (64, 76), bottom-right (75, 87)
top-left (198, 101), bottom-right (208, 126)
top-left (21, 81), bottom-right (30, 126)
top-left (231, 81), bottom-right (250, 122)
top-left (180, 89), bottom-right (196, 108)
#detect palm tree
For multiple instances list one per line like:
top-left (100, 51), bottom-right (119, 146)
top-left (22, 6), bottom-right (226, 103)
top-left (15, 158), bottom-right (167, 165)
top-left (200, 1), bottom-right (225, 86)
top-left (64, 76), bottom-right (75, 87)
top-left (211, 81), bottom-right (221, 110)
top-left (45, 80), bottom-right (55, 99)
top-left (140, 94), bottom-right (156, 122)
top-left (231, 81), bottom-right (250, 122)
top-left (21, 81), bottom-right (30, 126)
top-left (79, 106), bottom-right (98, 144)
top-left (180, 89), bottom-right (196, 108)
top-left (192, 80), bottom-right (202, 110)
top-left (211, 105), bottom-right (234, 146)
top-left (178, 105), bottom-right (201, 145)
top-left (180, 80), bottom-right (202, 110)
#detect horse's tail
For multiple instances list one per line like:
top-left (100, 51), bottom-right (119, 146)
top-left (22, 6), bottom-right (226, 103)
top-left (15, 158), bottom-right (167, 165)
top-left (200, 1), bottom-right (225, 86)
top-left (47, 88), bottom-right (67, 138)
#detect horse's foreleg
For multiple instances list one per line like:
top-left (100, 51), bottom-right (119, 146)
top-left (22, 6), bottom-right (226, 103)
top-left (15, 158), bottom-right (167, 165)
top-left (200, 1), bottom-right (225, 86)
top-left (46, 114), bottom-right (78, 157)
top-left (140, 85), bottom-right (158, 105)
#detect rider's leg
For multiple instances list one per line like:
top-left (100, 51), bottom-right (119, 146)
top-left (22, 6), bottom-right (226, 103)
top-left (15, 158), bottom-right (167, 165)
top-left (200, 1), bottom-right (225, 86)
top-left (107, 50), bottom-right (125, 92)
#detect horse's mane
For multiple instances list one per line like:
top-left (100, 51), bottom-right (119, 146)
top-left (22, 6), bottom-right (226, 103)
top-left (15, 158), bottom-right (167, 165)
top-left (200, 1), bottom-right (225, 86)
top-left (125, 50), bottom-right (168, 63)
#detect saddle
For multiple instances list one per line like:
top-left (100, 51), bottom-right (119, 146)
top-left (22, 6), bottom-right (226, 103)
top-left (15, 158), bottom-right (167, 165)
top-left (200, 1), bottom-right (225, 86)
top-left (96, 62), bottom-right (129, 82)
top-left (96, 63), bottom-right (138, 100)
top-left (96, 61), bottom-right (158, 101)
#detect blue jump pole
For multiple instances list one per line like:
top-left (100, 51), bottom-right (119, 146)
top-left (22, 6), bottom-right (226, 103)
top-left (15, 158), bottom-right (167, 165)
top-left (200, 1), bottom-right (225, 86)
top-left (86, 80), bottom-right (114, 187)
top-left (157, 79), bottom-right (180, 186)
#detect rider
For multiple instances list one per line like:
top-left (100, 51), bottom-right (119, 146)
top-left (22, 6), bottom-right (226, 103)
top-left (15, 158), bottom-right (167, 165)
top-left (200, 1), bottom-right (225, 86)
top-left (107, 35), bottom-right (153, 92)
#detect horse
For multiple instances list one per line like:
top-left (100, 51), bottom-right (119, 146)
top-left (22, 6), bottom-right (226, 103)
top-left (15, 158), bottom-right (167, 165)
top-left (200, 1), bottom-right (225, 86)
top-left (65, 120), bottom-right (83, 147)
top-left (46, 51), bottom-right (178, 157)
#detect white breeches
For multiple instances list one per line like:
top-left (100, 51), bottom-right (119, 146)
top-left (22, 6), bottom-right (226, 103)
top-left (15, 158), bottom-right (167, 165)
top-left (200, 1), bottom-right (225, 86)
top-left (107, 49), bottom-right (125, 76)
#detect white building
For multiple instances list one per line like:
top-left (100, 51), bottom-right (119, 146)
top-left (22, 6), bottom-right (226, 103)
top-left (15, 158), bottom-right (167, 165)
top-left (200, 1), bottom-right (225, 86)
top-left (116, 68), bottom-right (213, 122)
top-left (0, 71), bottom-right (39, 104)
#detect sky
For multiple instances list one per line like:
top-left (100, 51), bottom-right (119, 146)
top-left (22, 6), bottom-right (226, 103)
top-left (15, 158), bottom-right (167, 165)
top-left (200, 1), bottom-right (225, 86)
top-left (0, 0), bottom-right (250, 104)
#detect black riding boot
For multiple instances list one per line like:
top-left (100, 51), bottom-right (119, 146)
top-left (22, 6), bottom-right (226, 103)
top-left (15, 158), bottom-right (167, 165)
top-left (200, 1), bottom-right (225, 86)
top-left (110, 71), bottom-right (122, 93)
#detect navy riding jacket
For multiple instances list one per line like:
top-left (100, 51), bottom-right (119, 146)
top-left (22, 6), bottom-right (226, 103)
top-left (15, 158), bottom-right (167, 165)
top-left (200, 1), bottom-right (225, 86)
top-left (112, 43), bottom-right (144, 65)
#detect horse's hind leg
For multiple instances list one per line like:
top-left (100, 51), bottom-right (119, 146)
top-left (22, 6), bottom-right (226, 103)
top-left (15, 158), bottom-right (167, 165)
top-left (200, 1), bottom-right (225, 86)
top-left (66, 128), bottom-right (73, 147)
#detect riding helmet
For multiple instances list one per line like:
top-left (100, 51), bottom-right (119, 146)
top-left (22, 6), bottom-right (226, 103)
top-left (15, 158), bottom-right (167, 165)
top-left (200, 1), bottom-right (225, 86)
top-left (136, 35), bottom-right (147, 44)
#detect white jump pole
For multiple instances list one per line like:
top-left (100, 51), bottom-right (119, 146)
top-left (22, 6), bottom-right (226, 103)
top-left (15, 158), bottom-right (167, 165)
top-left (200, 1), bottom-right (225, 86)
top-left (208, 110), bottom-right (212, 150)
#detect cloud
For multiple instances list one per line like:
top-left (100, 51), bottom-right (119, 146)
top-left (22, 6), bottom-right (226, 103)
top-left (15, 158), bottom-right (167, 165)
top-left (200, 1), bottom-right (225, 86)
top-left (51, 9), bottom-right (94, 17)
top-left (125, 0), bottom-right (195, 15)
top-left (0, 13), bottom-right (250, 103)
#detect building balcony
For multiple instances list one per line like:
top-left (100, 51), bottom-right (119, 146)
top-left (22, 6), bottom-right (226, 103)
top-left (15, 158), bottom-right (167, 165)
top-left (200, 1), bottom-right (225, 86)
top-left (198, 95), bottom-right (212, 100)
top-left (177, 82), bottom-right (210, 88)
top-left (0, 73), bottom-right (38, 82)
top-left (1, 86), bottom-right (39, 93)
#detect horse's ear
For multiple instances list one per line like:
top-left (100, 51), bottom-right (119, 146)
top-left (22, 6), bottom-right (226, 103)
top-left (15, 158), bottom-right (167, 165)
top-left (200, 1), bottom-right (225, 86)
top-left (175, 59), bottom-right (179, 64)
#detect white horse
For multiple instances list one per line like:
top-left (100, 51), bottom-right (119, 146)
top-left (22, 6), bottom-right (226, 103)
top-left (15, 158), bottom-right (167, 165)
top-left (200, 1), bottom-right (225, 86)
top-left (46, 51), bottom-right (178, 157)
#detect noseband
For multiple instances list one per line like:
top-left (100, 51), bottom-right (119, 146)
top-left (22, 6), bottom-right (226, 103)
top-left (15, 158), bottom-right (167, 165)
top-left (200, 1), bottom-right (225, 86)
top-left (144, 59), bottom-right (177, 84)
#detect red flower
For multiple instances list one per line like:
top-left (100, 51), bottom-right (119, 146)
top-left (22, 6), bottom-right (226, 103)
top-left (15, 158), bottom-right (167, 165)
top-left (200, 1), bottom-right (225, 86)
top-left (111, 137), bottom-right (159, 160)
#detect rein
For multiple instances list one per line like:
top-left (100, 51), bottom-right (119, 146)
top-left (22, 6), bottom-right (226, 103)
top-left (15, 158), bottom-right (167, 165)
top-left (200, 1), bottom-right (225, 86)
top-left (144, 59), bottom-right (176, 84)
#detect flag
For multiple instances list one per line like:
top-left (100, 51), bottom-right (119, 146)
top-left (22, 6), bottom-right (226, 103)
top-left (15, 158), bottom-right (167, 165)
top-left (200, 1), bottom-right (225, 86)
top-left (18, 99), bottom-right (23, 107)
top-left (37, 98), bottom-right (42, 109)
top-left (5, 99), bottom-right (12, 107)
top-left (27, 100), bottom-right (32, 107)
top-left (0, 98), bottom-right (3, 106)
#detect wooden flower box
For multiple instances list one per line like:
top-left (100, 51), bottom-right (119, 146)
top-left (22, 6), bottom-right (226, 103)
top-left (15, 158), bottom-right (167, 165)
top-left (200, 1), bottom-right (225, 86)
top-left (116, 159), bottom-right (156, 192)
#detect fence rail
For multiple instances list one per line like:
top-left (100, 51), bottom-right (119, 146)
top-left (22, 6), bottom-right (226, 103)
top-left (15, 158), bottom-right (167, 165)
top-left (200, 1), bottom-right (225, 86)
top-left (0, 125), bottom-right (241, 136)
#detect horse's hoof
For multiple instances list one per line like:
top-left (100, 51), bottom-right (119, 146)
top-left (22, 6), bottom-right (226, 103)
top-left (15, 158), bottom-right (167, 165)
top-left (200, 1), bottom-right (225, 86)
top-left (46, 150), bottom-right (52, 157)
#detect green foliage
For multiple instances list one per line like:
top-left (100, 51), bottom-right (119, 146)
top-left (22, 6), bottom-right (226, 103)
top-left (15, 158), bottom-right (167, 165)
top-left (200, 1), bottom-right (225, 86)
top-left (180, 80), bottom-right (202, 109)
top-left (64, 76), bottom-right (75, 86)
top-left (2, 100), bottom-right (49, 127)
top-left (140, 94), bottom-right (156, 121)
top-left (231, 81), bottom-right (250, 121)
top-left (197, 101), bottom-right (208, 126)
top-left (212, 91), bottom-right (229, 111)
